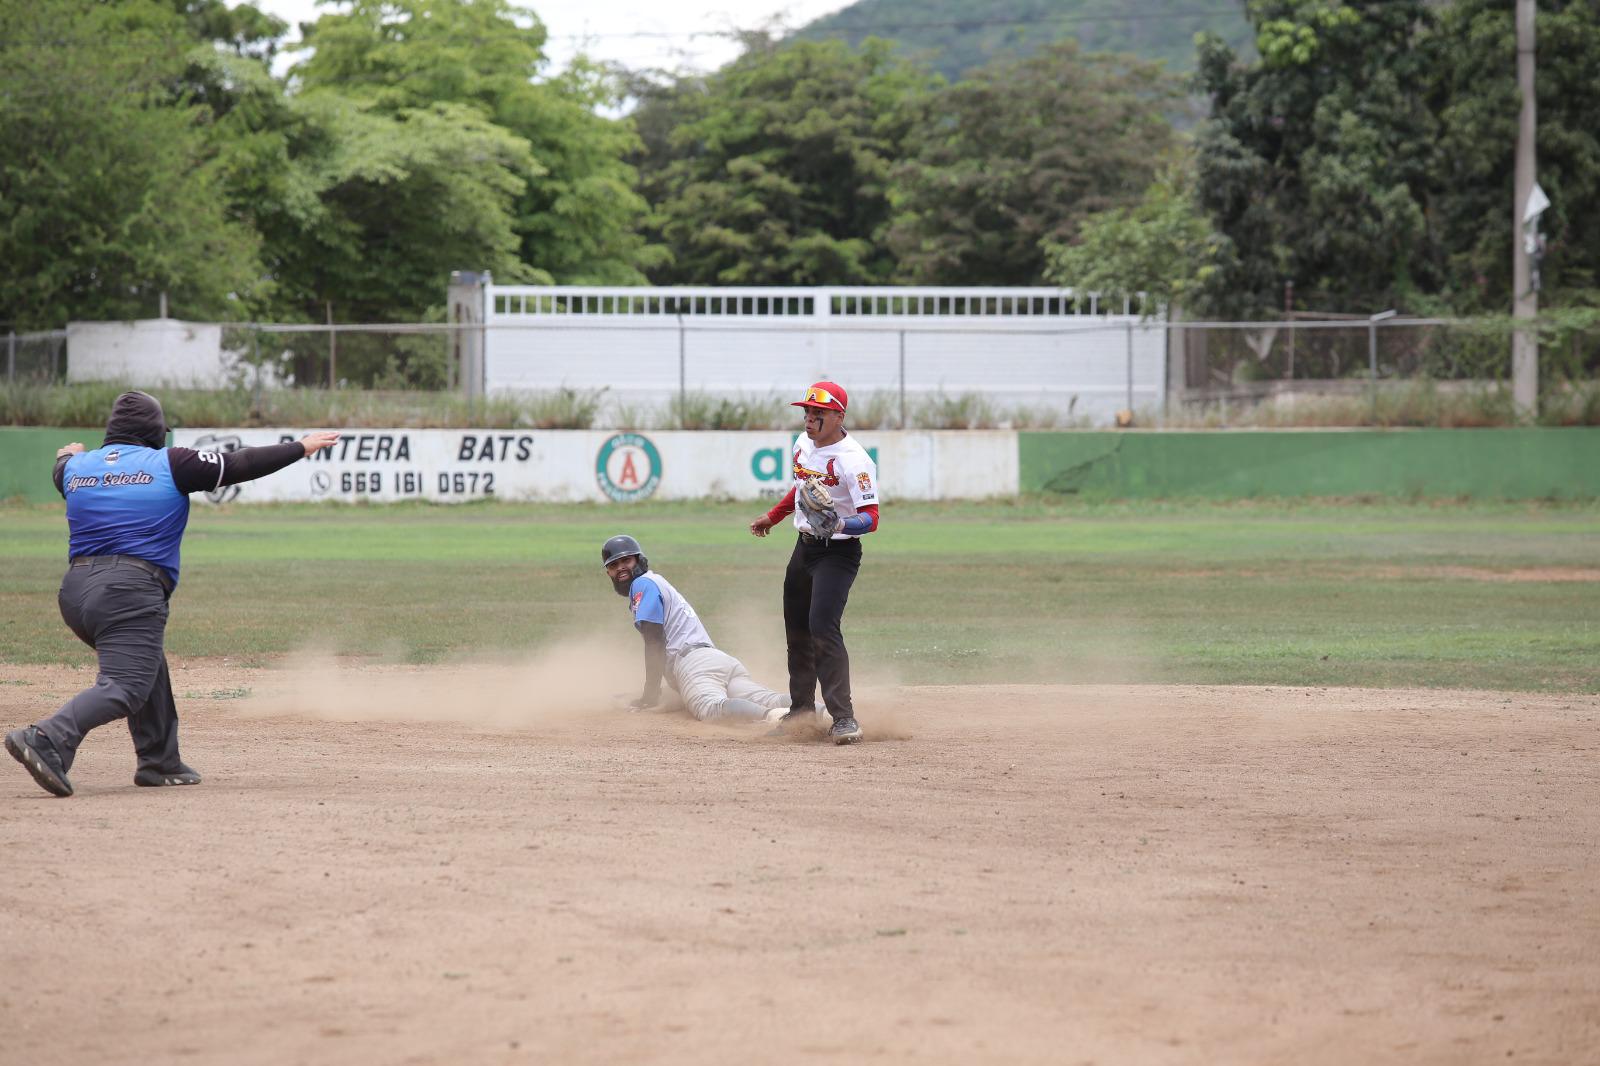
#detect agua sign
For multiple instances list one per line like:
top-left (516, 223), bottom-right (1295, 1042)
top-left (173, 429), bottom-right (1019, 503)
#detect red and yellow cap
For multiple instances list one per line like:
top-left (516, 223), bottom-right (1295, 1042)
top-left (791, 381), bottom-right (848, 413)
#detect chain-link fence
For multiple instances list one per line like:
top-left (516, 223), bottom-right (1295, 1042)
top-left (219, 324), bottom-right (455, 392)
top-left (6, 317), bottom-right (1598, 430)
top-left (3, 330), bottom-right (68, 383)
top-left (1169, 318), bottom-right (1600, 427)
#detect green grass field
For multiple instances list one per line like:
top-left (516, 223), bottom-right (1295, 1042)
top-left (2, 497), bottom-right (1596, 692)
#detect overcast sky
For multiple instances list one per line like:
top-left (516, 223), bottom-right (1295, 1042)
top-left (252, 0), bottom-right (854, 76)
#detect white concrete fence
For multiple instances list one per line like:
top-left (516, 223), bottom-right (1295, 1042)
top-left (474, 283), bottom-right (1165, 425)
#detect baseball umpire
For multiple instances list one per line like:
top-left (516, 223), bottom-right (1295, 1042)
top-left (602, 534), bottom-right (792, 723)
top-left (748, 381), bottom-right (879, 744)
top-left (5, 391), bottom-right (338, 797)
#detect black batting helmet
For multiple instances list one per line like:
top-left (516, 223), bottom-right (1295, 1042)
top-left (601, 534), bottom-right (646, 568)
top-left (602, 534), bottom-right (648, 596)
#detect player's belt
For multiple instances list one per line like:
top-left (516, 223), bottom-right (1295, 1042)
top-left (668, 642), bottom-right (714, 665)
top-left (70, 554), bottom-right (173, 593)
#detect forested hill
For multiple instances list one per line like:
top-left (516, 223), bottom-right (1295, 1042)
top-left (794, 0), bottom-right (1254, 79)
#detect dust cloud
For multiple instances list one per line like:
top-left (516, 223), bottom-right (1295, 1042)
top-left (238, 633), bottom-right (632, 730)
top-left (239, 588), bottom-right (933, 741)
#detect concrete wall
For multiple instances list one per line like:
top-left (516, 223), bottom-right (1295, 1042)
top-left (483, 286), bottom-right (1165, 426)
top-left (0, 428), bottom-right (101, 502)
top-left (158, 429), bottom-right (1021, 505)
top-left (9, 427), bottom-right (1596, 505)
top-left (1020, 428), bottom-right (1600, 500)
top-left (67, 320), bottom-right (232, 387)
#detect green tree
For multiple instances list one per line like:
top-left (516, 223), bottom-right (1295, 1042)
top-left (1041, 164), bottom-right (1232, 311)
top-left (1193, 0), bottom-right (1440, 316)
top-left (253, 94), bottom-right (538, 321)
top-left (294, 0), bottom-right (655, 284)
top-left (636, 37), bottom-right (938, 285)
top-left (1426, 0), bottom-right (1600, 311)
top-left (171, 0), bottom-right (287, 62)
top-left (888, 40), bottom-right (1180, 286)
top-left (0, 0), bottom-right (265, 329)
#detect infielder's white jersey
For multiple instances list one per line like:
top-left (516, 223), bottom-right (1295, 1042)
top-left (790, 431), bottom-right (879, 540)
top-left (626, 569), bottom-right (712, 659)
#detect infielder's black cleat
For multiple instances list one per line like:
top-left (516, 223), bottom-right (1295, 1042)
top-left (6, 726), bottom-right (73, 797)
top-left (134, 763), bottom-right (201, 788)
top-left (767, 707), bottom-right (821, 737)
top-left (829, 716), bottom-right (862, 745)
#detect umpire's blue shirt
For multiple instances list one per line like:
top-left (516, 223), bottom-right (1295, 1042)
top-left (62, 445), bottom-right (191, 588)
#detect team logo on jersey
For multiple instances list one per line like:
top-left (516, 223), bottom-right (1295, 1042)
top-left (103, 450), bottom-right (120, 463)
top-left (596, 433), bottom-right (662, 503)
top-left (191, 432), bottom-right (245, 505)
top-left (793, 454), bottom-right (841, 487)
top-left (857, 472), bottom-right (872, 493)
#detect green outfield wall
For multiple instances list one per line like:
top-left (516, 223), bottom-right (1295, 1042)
top-left (0, 429), bottom-right (102, 503)
top-left (7, 427), bottom-right (1599, 503)
top-left (1020, 428), bottom-right (1600, 500)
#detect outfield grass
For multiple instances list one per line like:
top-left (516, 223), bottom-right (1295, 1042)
top-left (2, 497), bottom-right (1596, 692)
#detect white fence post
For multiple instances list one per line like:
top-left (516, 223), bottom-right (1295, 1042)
top-left (1125, 320), bottom-right (1134, 413)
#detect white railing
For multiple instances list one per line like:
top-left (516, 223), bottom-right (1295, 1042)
top-left (488, 285), bottom-right (1153, 320)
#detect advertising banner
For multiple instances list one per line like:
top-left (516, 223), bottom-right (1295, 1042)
top-left (170, 429), bottom-right (1021, 505)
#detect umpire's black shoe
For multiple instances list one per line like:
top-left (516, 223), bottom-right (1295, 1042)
top-left (6, 726), bottom-right (73, 797)
top-left (134, 763), bottom-right (202, 788)
top-left (829, 716), bottom-right (863, 745)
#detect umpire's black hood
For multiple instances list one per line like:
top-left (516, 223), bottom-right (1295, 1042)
top-left (103, 391), bottom-right (169, 449)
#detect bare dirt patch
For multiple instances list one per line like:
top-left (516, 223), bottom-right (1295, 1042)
top-left (2, 660), bottom-right (1596, 1065)
top-left (1372, 565), bottom-right (1600, 583)
top-left (1158, 565), bottom-right (1600, 583)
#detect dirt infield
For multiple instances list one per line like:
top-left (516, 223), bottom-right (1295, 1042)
top-left (2, 662), bottom-right (1596, 1065)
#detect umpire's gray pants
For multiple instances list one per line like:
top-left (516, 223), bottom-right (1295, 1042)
top-left (35, 558), bottom-right (181, 774)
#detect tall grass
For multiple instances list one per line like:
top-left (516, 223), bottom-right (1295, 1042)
top-left (669, 392), bottom-right (785, 430)
top-left (0, 382), bottom-right (609, 431)
top-left (6, 380), bottom-right (1596, 431)
top-left (914, 391), bottom-right (1001, 429)
top-left (1540, 379), bottom-right (1600, 427)
top-left (1161, 380), bottom-right (1599, 429)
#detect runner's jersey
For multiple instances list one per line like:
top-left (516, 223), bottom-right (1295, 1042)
top-left (790, 431), bottom-right (879, 539)
top-left (626, 569), bottom-right (713, 658)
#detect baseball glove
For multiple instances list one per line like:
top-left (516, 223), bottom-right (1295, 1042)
top-left (796, 476), bottom-right (841, 538)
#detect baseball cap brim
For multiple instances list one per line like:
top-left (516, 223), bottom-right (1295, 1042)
top-left (791, 382), bottom-right (847, 412)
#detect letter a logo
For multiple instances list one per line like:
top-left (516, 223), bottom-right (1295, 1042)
top-left (596, 434), bottom-right (663, 502)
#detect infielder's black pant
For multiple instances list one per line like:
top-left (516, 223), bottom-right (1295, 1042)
top-left (783, 534), bottom-right (862, 719)
top-left (36, 558), bottom-right (182, 775)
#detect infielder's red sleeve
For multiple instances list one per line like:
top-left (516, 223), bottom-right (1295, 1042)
top-left (766, 486), bottom-right (797, 524)
top-left (856, 504), bottom-right (879, 532)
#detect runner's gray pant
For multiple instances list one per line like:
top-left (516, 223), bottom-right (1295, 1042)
top-left (670, 646), bottom-right (790, 721)
top-left (35, 558), bottom-right (181, 775)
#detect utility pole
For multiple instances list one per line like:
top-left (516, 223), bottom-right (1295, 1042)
top-left (1284, 278), bottom-right (1295, 382)
top-left (1512, 0), bottom-right (1538, 415)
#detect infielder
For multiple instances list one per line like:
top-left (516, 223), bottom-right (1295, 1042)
top-left (602, 534), bottom-right (792, 723)
top-left (749, 381), bottom-right (878, 744)
top-left (5, 391), bottom-right (338, 797)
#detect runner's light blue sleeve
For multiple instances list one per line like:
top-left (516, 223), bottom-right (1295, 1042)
top-left (629, 576), bottom-right (665, 628)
